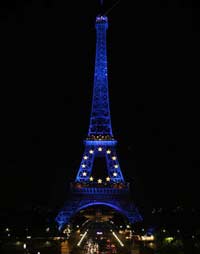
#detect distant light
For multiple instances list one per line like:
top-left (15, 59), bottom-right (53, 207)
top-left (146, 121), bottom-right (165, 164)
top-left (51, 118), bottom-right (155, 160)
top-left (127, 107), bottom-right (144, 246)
top-left (37, 252), bottom-right (41, 254)
top-left (26, 236), bottom-right (31, 239)
top-left (89, 176), bottom-right (94, 181)
top-left (76, 225), bottom-right (79, 228)
top-left (126, 225), bottom-right (130, 228)
top-left (114, 164), bottom-right (119, 168)
top-left (46, 227), bottom-right (50, 232)
top-left (96, 231), bottom-right (103, 235)
top-left (98, 147), bottom-right (103, 151)
top-left (106, 150), bottom-right (111, 154)
top-left (89, 150), bottom-right (94, 154)
top-left (82, 164), bottom-right (86, 168)
top-left (113, 172), bottom-right (117, 176)
top-left (82, 172), bottom-right (87, 176)
top-left (112, 156), bottom-right (117, 160)
top-left (5, 228), bottom-right (9, 232)
top-left (164, 237), bottom-right (174, 243)
top-left (106, 176), bottom-right (110, 182)
top-left (141, 235), bottom-right (154, 241)
top-left (162, 229), bottom-right (166, 233)
top-left (192, 235), bottom-right (195, 239)
top-left (53, 237), bottom-right (61, 240)
top-left (149, 242), bottom-right (154, 247)
top-left (83, 156), bottom-right (88, 160)
top-left (120, 225), bottom-right (123, 228)
top-left (8, 234), bottom-right (11, 237)
top-left (23, 243), bottom-right (26, 249)
top-left (98, 179), bottom-right (102, 184)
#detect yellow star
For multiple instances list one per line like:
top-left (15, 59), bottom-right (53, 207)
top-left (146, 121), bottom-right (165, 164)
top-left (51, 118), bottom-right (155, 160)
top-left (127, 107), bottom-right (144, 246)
top-left (97, 179), bottom-right (102, 184)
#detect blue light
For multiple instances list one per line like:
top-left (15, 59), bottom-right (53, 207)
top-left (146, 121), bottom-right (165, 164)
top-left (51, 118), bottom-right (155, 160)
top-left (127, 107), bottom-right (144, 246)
top-left (55, 15), bottom-right (142, 231)
top-left (56, 201), bottom-right (142, 230)
top-left (88, 15), bottom-right (112, 137)
top-left (74, 15), bottom-right (125, 184)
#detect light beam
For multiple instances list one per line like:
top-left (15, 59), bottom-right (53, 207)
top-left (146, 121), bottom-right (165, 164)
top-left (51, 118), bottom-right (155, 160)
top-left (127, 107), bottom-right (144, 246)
top-left (77, 231), bottom-right (88, 247)
top-left (112, 231), bottom-right (124, 247)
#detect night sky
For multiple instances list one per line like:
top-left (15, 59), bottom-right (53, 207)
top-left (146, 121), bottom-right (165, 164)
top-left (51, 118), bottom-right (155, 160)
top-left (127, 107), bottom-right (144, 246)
top-left (1, 1), bottom-right (199, 213)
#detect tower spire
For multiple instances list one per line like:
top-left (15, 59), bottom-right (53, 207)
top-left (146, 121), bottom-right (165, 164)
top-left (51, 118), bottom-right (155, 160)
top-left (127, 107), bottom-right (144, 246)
top-left (88, 15), bottom-right (113, 139)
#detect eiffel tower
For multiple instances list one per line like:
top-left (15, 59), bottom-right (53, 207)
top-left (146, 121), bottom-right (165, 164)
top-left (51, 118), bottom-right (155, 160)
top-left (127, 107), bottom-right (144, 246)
top-left (55, 15), bottom-right (142, 231)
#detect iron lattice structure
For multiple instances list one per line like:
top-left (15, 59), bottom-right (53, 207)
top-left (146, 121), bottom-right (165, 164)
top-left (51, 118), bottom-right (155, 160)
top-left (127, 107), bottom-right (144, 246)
top-left (56, 15), bottom-right (142, 230)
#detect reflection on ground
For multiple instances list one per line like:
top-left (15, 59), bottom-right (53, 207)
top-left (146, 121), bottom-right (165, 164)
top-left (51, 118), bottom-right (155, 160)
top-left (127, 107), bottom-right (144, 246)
top-left (61, 240), bottom-right (70, 254)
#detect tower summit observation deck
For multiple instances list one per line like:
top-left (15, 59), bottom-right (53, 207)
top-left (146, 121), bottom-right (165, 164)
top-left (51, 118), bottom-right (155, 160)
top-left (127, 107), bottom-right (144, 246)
top-left (55, 14), bottom-right (142, 231)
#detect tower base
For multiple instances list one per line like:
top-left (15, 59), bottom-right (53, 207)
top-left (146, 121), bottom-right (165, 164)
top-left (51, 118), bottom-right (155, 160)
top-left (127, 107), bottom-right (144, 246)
top-left (55, 184), bottom-right (142, 230)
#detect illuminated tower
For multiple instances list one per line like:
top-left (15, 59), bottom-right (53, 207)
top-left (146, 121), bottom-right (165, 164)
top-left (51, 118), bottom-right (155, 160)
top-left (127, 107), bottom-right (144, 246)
top-left (56, 15), bottom-right (142, 231)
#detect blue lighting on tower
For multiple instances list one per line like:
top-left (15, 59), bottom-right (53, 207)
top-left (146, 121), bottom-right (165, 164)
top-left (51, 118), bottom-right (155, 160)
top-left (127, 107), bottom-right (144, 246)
top-left (75, 15), bottom-right (125, 184)
top-left (88, 15), bottom-right (112, 137)
top-left (55, 15), bottom-right (142, 231)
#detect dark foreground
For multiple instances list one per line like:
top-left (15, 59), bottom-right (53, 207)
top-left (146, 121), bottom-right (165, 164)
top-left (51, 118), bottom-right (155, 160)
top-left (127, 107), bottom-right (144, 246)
top-left (1, 235), bottom-right (200, 254)
top-left (0, 236), bottom-right (145, 254)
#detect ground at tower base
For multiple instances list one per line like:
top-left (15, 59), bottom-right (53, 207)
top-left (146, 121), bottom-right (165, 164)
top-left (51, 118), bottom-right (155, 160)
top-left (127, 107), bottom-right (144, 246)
top-left (0, 205), bottom-right (200, 254)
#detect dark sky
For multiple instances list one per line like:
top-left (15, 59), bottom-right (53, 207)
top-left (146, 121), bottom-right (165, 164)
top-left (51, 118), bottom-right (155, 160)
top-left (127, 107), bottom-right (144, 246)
top-left (1, 1), bottom-right (199, 212)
